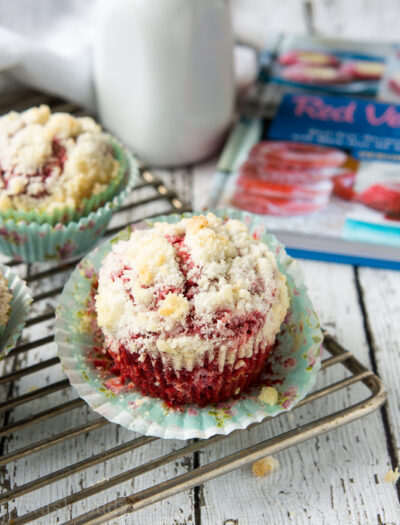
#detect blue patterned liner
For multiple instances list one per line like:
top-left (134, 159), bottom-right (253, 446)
top-left (55, 209), bottom-right (323, 440)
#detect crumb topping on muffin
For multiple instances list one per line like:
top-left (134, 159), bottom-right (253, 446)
top-left (96, 213), bottom-right (289, 371)
top-left (0, 105), bottom-right (120, 214)
top-left (0, 272), bottom-right (11, 326)
top-left (258, 385), bottom-right (279, 405)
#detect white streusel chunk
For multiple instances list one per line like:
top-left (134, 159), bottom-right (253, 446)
top-left (258, 386), bottom-right (279, 405)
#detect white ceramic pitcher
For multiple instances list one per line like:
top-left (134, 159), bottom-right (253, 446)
top-left (94, 0), bottom-right (235, 167)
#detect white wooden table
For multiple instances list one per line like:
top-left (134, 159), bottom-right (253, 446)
top-left (2, 1), bottom-right (400, 522)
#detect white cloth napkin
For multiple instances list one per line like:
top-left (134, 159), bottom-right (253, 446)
top-left (0, 0), bottom-right (96, 109)
top-left (0, 0), bottom-right (258, 111)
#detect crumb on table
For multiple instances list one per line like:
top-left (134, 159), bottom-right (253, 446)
top-left (252, 455), bottom-right (279, 477)
top-left (384, 467), bottom-right (400, 483)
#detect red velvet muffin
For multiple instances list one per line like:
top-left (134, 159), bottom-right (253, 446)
top-left (0, 104), bottom-right (120, 217)
top-left (95, 213), bottom-right (289, 407)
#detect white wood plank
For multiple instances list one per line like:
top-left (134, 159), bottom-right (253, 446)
top-left (199, 261), bottom-right (400, 525)
top-left (231, 0), bottom-right (307, 49)
top-left (313, 0), bottom-right (400, 41)
top-left (358, 267), bottom-right (400, 460)
top-left (157, 168), bottom-right (193, 209)
top-left (231, 0), bottom-right (400, 48)
top-left (191, 157), bottom-right (220, 212)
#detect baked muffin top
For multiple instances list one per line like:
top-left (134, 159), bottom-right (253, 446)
top-left (0, 105), bottom-right (120, 214)
top-left (0, 272), bottom-right (11, 326)
top-left (95, 214), bottom-right (289, 369)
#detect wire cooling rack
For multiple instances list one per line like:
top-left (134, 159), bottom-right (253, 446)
top-left (0, 93), bottom-right (387, 525)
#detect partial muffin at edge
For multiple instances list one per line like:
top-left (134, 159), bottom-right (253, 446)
top-left (0, 271), bottom-right (11, 328)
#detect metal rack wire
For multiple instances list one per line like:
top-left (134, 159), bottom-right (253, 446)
top-left (0, 93), bottom-right (387, 525)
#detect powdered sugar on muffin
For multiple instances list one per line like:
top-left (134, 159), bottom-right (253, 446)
top-left (0, 105), bottom-right (120, 214)
top-left (0, 272), bottom-right (11, 327)
top-left (96, 213), bottom-right (289, 374)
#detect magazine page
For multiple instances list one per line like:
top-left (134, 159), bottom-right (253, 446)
top-left (216, 93), bottom-right (400, 249)
top-left (211, 34), bottom-right (400, 267)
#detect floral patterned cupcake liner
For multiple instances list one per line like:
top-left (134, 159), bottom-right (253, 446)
top-left (55, 209), bottom-right (323, 440)
top-left (0, 263), bottom-right (32, 360)
top-left (0, 142), bottom-right (139, 263)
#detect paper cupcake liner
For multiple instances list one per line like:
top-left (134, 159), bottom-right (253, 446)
top-left (0, 138), bottom-right (127, 226)
top-left (0, 263), bottom-right (32, 360)
top-left (55, 209), bottom-right (323, 440)
top-left (0, 145), bottom-right (139, 263)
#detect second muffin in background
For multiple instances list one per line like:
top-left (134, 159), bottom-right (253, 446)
top-left (0, 105), bottom-right (122, 221)
top-left (0, 105), bottom-right (137, 262)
